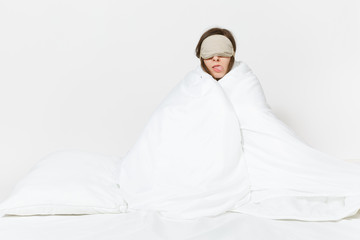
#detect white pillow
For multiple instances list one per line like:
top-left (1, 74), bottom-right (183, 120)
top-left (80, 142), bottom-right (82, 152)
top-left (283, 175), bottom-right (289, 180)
top-left (0, 150), bottom-right (128, 216)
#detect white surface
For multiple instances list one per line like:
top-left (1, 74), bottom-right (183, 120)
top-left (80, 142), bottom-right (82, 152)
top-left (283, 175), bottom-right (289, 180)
top-left (0, 0), bottom-right (359, 202)
top-left (1, 211), bottom-right (360, 240)
top-left (0, 150), bottom-right (127, 215)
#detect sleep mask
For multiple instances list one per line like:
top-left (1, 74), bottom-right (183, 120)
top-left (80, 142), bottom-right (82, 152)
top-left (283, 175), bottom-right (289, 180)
top-left (200, 34), bottom-right (234, 59)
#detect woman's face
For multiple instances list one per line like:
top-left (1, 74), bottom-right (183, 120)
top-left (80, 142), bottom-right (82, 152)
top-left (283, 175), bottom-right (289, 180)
top-left (203, 56), bottom-right (231, 80)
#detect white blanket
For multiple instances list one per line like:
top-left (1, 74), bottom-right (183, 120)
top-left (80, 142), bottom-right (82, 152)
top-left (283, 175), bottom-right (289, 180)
top-left (118, 61), bottom-right (360, 221)
top-left (2, 211), bottom-right (360, 240)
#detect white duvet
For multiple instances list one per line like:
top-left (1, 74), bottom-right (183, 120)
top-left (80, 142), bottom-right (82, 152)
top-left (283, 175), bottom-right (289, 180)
top-left (2, 211), bottom-right (360, 240)
top-left (118, 61), bottom-right (360, 220)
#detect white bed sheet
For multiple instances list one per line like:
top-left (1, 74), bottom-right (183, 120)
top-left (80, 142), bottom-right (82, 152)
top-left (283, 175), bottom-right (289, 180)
top-left (1, 210), bottom-right (360, 240)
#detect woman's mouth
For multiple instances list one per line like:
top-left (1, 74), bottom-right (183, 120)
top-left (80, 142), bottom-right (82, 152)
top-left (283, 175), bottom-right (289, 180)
top-left (212, 65), bottom-right (223, 73)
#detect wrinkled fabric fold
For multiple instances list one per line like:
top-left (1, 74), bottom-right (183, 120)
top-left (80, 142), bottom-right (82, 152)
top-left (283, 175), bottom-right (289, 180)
top-left (118, 61), bottom-right (360, 221)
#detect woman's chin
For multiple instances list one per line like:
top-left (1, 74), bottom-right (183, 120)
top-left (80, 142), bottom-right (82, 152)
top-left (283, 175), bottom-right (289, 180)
top-left (211, 72), bottom-right (225, 80)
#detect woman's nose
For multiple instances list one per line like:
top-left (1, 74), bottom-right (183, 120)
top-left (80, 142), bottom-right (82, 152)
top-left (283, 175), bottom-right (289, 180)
top-left (212, 55), bottom-right (220, 61)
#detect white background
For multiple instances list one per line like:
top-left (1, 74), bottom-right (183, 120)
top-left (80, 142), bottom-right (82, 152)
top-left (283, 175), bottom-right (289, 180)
top-left (0, 0), bottom-right (359, 201)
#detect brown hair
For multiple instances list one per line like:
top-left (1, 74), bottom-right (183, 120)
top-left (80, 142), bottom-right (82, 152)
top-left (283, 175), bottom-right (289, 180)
top-left (195, 27), bottom-right (236, 76)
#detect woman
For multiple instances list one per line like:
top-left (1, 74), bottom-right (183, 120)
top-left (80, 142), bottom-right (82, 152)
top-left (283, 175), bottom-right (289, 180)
top-left (195, 27), bottom-right (236, 80)
top-left (117, 27), bottom-right (360, 221)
